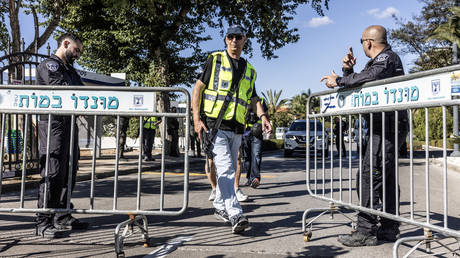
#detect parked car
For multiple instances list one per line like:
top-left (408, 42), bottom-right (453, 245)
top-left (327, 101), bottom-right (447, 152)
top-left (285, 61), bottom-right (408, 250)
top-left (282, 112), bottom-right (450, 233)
top-left (275, 127), bottom-right (287, 140)
top-left (284, 119), bottom-right (329, 157)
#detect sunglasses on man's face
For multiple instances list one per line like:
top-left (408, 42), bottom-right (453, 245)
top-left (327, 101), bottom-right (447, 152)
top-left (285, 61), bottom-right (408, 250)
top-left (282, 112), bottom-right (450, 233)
top-left (360, 38), bottom-right (374, 44)
top-left (227, 34), bottom-right (244, 41)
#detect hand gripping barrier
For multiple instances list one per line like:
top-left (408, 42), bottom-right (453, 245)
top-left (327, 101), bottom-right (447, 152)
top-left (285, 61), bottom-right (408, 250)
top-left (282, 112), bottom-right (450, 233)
top-left (0, 85), bottom-right (190, 257)
top-left (303, 64), bottom-right (460, 257)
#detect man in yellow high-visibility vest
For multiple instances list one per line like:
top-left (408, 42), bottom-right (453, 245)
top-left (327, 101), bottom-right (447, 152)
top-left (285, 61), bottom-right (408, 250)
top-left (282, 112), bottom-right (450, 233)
top-left (192, 25), bottom-right (272, 234)
top-left (143, 116), bottom-right (162, 161)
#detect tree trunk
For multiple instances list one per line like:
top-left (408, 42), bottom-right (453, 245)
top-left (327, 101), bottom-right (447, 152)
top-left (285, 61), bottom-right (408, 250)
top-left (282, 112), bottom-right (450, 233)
top-left (158, 92), bottom-right (172, 155)
top-left (8, 0), bottom-right (23, 81)
top-left (151, 51), bottom-right (173, 156)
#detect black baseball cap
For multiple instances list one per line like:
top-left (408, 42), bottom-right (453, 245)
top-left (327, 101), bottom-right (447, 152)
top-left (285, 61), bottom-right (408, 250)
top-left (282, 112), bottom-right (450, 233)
top-left (226, 25), bottom-right (246, 36)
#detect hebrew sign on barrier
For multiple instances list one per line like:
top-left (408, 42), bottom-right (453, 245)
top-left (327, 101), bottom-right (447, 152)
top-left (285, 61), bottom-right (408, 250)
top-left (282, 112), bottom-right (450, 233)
top-left (320, 70), bottom-right (460, 114)
top-left (0, 88), bottom-right (156, 113)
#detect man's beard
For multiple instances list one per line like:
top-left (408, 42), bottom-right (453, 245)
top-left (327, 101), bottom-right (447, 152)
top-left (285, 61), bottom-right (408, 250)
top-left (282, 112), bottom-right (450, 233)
top-left (65, 49), bottom-right (76, 65)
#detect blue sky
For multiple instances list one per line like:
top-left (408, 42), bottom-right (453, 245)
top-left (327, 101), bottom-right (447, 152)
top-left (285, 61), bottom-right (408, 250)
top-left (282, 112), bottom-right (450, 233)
top-left (15, 0), bottom-right (424, 99)
top-left (248, 0), bottom-right (424, 100)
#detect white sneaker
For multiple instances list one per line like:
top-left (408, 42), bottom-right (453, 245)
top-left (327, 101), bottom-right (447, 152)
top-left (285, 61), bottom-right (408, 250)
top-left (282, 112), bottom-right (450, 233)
top-left (208, 189), bottom-right (216, 201)
top-left (235, 188), bottom-right (248, 202)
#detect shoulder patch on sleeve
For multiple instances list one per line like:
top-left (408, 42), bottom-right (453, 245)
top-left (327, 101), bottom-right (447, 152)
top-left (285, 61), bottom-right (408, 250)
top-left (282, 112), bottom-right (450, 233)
top-left (45, 61), bottom-right (59, 72)
top-left (376, 54), bottom-right (389, 62)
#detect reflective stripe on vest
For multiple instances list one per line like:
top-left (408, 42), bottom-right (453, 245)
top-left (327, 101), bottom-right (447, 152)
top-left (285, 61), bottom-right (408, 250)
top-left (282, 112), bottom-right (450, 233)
top-left (212, 55), bottom-right (221, 91)
top-left (202, 51), bottom-right (257, 125)
top-left (203, 93), bottom-right (247, 107)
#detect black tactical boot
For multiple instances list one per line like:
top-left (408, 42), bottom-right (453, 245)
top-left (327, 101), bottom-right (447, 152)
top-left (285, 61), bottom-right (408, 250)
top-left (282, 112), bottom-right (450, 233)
top-left (377, 225), bottom-right (400, 242)
top-left (337, 231), bottom-right (378, 247)
top-left (35, 224), bottom-right (66, 239)
top-left (55, 215), bottom-right (89, 230)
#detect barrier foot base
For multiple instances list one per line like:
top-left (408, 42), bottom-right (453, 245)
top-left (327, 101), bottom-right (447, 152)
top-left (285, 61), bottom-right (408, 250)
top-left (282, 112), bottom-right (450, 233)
top-left (393, 229), bottom-right (460, 258)
top-left (114, 214), bottom-right (149, 257)
top-left (302, 202), bottom-right (355, 242)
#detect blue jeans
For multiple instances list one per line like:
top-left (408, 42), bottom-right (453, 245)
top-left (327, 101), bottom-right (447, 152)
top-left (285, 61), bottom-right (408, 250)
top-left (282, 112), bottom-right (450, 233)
top-left (211, 130), bottom-right (243, 219)
top-left (242, 134), bottom-right (262, 183)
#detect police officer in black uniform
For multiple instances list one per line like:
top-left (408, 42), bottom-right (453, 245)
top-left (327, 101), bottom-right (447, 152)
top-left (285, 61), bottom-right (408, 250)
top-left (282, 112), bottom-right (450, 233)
top-left (321, 25), bottom-right (408, 246)
top-left (35, 33), bottom-right (88, 238)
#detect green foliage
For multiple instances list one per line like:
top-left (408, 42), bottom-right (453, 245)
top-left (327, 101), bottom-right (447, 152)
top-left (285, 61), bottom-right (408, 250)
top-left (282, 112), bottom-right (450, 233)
top-left (428, 6), bottom-right (460, 47)
top-left (102, 116), bottom-right (141, 138)
top-left (412, 107), bottom-right (453, 141)
top-left (58, 0), bottom-right (329, 88)
top-left (0, 1), bottom-right (8, 53)
top-left (289, 90), bottom-right (319, 119)
top-left (454, 136), bottom-right (460, 145)
top-left (271, 111), bottom-right (293, 129)
top-left (127, 117), bottom-right (140, 138)
top-left (0, 0), bottom-right (65, 56)
top-left (261, 89), bottom-right (288, 117)
top-left (413, 139), bottom-right (455, 150)
top-left (289, 91), bottom-right (309, 119)
top-left (262, 139), bottom-right (284, 151)
top-left (390, 0), bottom-right (458, 72)
top-left (102, 116), bottom-right (116, 137)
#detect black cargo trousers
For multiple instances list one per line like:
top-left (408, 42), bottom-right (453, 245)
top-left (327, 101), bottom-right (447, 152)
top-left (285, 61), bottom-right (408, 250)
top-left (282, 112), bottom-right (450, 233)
top-left (356, 112), bottom-right (408, 235)
top-left (36, 116), bottom-right (79, 226)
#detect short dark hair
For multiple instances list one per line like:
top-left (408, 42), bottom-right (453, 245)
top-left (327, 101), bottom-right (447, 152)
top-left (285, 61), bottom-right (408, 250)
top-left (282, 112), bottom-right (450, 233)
top-left (57, 33), bottom-right (82, 48)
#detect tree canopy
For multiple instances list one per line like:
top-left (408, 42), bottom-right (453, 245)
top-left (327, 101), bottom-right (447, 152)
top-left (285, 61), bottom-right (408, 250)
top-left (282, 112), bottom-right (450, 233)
top-left (261, 89), bottom-right (289, 116)
top-left (390, 0), bottom-right (458, 72)
top-left (58, 0), bottom-right (329, 87)
top-left (390, 0), bottom-right (457, 141)
top-left (428, 6), bottom-right (460, 48)
top-left (0, 0), bottom-right (63, 56)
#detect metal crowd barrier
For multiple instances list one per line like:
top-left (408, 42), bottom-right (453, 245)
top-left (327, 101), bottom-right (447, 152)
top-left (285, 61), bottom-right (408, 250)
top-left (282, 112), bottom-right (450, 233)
top-left (0, 85), bottom-right (190, 257)
top-left (302, 64), bottom-right (460, 257)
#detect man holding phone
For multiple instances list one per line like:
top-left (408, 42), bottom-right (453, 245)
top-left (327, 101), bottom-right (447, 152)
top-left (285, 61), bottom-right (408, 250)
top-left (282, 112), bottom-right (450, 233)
top-left (321, 25), bottom-right (408, 247)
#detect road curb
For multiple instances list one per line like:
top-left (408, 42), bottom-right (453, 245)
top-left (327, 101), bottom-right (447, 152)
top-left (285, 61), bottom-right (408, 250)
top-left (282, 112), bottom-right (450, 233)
top-left (430, 157), bottom-right (460, 173)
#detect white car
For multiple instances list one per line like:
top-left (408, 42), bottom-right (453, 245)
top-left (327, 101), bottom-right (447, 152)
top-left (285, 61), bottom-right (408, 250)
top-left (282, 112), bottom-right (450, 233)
top-left (284, 119), bottom-right (329, 157)
top-left (275, 127), bottom-right (287, 140)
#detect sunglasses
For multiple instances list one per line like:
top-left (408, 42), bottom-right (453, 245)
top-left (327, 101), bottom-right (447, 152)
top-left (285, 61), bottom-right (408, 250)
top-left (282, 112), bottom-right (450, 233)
top-left (360, 38), bottom-right (374, 44)
top-left (227, 34), bottom-right (244, 41)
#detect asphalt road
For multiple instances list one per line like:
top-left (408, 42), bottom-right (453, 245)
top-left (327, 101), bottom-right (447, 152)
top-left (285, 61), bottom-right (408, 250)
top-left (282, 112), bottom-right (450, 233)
top-left (0, 149), bottom-right (459, 257)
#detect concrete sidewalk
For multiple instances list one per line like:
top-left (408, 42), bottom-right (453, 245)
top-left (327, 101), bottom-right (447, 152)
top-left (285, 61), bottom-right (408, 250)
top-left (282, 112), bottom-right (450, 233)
top-left (431, 156), bottom-right (460, 173)
top-left (1, 149), bottom-right (205, 193)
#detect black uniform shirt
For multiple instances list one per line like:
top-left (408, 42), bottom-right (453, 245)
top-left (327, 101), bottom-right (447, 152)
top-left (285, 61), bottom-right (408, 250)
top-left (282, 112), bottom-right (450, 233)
top-left (336, 45), bottom-right (404, 87)
top-left (198, 51), bottom-right (258, 134)
top-left (336, 45), bottom-right (407, 134)
top-left (36, 54), bottom-right (84, 86)
top-left (36, 54), bottom-right (84, 120)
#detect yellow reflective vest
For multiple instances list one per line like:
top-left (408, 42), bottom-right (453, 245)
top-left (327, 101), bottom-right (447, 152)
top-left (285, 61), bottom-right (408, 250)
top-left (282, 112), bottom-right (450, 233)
top-left (144, 117), bottom-right (159, 129)
top-left (202, 51), bottom-right (257, 125)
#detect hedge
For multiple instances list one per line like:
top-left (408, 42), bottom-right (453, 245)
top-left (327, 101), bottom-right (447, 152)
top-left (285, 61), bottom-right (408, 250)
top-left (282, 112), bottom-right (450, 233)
top-left (262, 139), bottom-right (284, 151)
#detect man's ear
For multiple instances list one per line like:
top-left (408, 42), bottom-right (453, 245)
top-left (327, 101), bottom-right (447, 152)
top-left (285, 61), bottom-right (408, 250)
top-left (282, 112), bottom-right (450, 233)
top-left (367, 41), bottom-right (372, 50)
top-left (63, 40), bottom-right (70, 49)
